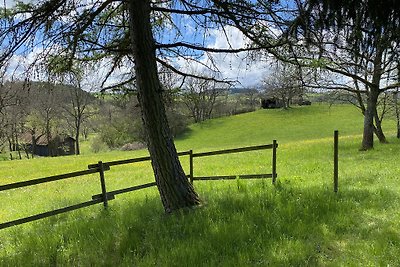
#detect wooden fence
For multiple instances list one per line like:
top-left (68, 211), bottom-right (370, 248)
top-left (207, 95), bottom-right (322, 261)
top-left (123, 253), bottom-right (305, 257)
top-left (0, 141), bottom-right (278, 230)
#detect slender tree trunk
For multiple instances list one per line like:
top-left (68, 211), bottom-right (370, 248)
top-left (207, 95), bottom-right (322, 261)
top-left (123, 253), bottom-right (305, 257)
top-left (394, 91), bottom-right (400, 138)
top-left (75, 119), bottom-right (81, 155)
top-left (31, 131), bottom-right (36, 158)
top-left (361, 90), bottom-right (379, 150)
top-left (8, 137), bottom-right (12, 152)
top-left (46, 117), bottom-right (52, 156)
top-left (15, 132), bottom-right (21, 159)
top-left (397, 116), bottom-right (400, 138)
top-left (397, 120), bottom-right (400, 139)
top-left (128, 0), bottom-right (200, 212)
top-left (373, 109), bottom-right (387, 143)
top-left (75, 131), bottom-right (80, 155)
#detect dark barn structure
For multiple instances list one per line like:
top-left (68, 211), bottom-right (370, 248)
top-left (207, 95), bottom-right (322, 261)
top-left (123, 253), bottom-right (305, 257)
top-left (22, 134), bottom-right (76, 157)
top-left (261, 98), bottom-right (283, 109)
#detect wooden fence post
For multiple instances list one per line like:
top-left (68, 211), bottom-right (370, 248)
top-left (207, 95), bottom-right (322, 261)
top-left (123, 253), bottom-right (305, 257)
top-left (334, 130), bottom-right (339, 193)
top-left (272, 140), bottom-right (277, 184)
top-left (189, 150), bottom-right (194, 184)
top-left (98, 161), bottom-right (108, 207)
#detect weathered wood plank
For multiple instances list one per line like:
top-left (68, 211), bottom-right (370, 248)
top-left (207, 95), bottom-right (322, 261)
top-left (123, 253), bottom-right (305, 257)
top-left (0, 198), bottom-right (114, 230)
top-left (88, 151), bottom-right (191, 169)
top-left (189, 150), bottom-right (194, 184)
top-left (334, 130), bottom-right (339, 193)
top-left (98, 161), bottom-right (108, 207)
top-left (0, 168), bottom-right (107, 192)
top-left (193, 173), bottom-right (274, 181)
top-left (272, 140), bottom-right (277, 184)
top-left (192, 144), bottom-right (275, 158)
top-left (91, 182), bottom-right (157, 200)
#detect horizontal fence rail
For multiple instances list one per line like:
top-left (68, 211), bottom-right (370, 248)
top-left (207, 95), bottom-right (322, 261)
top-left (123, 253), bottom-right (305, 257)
top-left (192, 144), bottom-right (275, 158)
top-left (193, 174), bottom-right (273, 181)
top-left (88, 151), bottom-right (191, 169)
top-left (0, 198), bottom-right (112, 230)
top-left (91, 182), bottom-right (157, 201)
top-left (0, 167), bottom-right (108, 192)
top-left (0, 141), bottom-right (278, 230)
top-left (190, 142), bottom-right (278, 183)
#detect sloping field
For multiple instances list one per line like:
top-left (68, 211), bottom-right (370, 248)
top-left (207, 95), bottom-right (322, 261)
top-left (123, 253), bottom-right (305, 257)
top-left (1, 104), bottom-right (399, 266)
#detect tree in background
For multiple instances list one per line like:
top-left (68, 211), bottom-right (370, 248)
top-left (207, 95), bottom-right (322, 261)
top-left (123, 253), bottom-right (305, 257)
top-left (262, 62), bottom-right (305, 109)
top-left (243, 89), bottom-right (261, 111)
top-left (1, 83), bottom-right (29, 158)
top-left (182, 76), bottom-right (226, 123)
top-left (94, 94), bottom-right (143, 149)
top-left (47, 61), bottom-right (96, 155)
top-left (0, 81), bottom-right (18, 150)
top-left (285, 0), bottom-right (400, 150)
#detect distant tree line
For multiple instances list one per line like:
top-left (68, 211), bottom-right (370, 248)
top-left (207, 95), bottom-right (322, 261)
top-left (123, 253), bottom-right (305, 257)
top-left (0, 81), bottom-right (96, 158)
top-left (0, 78), bottom-right (269, 158)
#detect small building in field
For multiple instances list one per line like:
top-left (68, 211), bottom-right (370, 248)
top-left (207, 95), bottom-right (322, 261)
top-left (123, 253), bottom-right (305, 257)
top-left (21, 134), bottom-right (76, 157)
top-left (261, 98), bottom-right (283, 109)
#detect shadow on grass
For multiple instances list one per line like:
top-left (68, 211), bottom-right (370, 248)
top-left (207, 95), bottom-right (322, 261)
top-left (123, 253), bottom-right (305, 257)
top-left (1, 181), bottom-right (400, 266)
top-left (174, 127), bottom-right (194, 141)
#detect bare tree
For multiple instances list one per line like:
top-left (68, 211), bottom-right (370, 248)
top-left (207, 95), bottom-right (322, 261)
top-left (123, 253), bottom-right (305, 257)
top-left (182, 77), bottom-right (225, 123)
top-left (0, 83), bottom-right (17, 147)
top-left (27, 82), bottom-right (63, 156)
top-left (262, 62), bottom-right (305, 109)
top-left (244, 89), bottom-right (260, 111)
top-left (62, 85), bottom-right (95, 155)
top-left (48, 62), bottom-right (96, 155)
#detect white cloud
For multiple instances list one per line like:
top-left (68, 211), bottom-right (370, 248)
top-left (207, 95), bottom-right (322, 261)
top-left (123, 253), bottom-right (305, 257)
top-left (0, 0), bottom-right (36, 8)
top-left (4, 46), bottom-right (45, 80)
top-left (178, 26), bottom-right (272, 88)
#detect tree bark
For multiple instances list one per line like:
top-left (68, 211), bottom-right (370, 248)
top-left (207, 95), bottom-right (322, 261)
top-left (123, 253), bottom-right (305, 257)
top-left (128, 0), bottom-right (200, 212)
top-left (394, 91), bottom-right (400, 138)
top-left (361, 44), bottom-right (385, 150)
top-left (75, 124), bottom-right (80, 155)
top-left (373, 108), bottom-right (388, 143)
top-left (361, 90), bottom-right (378, 150)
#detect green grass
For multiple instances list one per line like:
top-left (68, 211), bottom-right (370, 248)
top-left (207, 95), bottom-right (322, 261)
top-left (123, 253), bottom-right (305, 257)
top-left (1, 104), bottom-right (400, 266)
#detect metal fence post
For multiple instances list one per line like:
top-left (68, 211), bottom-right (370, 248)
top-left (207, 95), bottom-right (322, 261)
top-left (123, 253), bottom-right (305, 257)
top-left (98, 161), bottom-right (108, 207)
top-left (334, 130), bottom-right (339, 193)
top-left (272, 140), bottom-right (277, 184)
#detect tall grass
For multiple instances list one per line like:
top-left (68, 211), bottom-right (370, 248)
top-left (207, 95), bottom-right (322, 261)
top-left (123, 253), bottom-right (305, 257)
top-left (1, 104), bottom-right (399, 266)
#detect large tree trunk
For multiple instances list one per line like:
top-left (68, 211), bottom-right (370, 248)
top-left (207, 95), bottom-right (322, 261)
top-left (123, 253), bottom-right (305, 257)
top-left (361, 90), bottom-right (379, 150)
top-left (128, 0), bottom-right (200, 212)
top-left (361, 44), bottom-right (384, 150)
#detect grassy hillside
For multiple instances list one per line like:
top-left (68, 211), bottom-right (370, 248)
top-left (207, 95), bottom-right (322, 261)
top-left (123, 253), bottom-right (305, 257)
top-left (176, 103), bottom-right (366, 150)
top-left (1, 104), bottom-right (400, 266)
